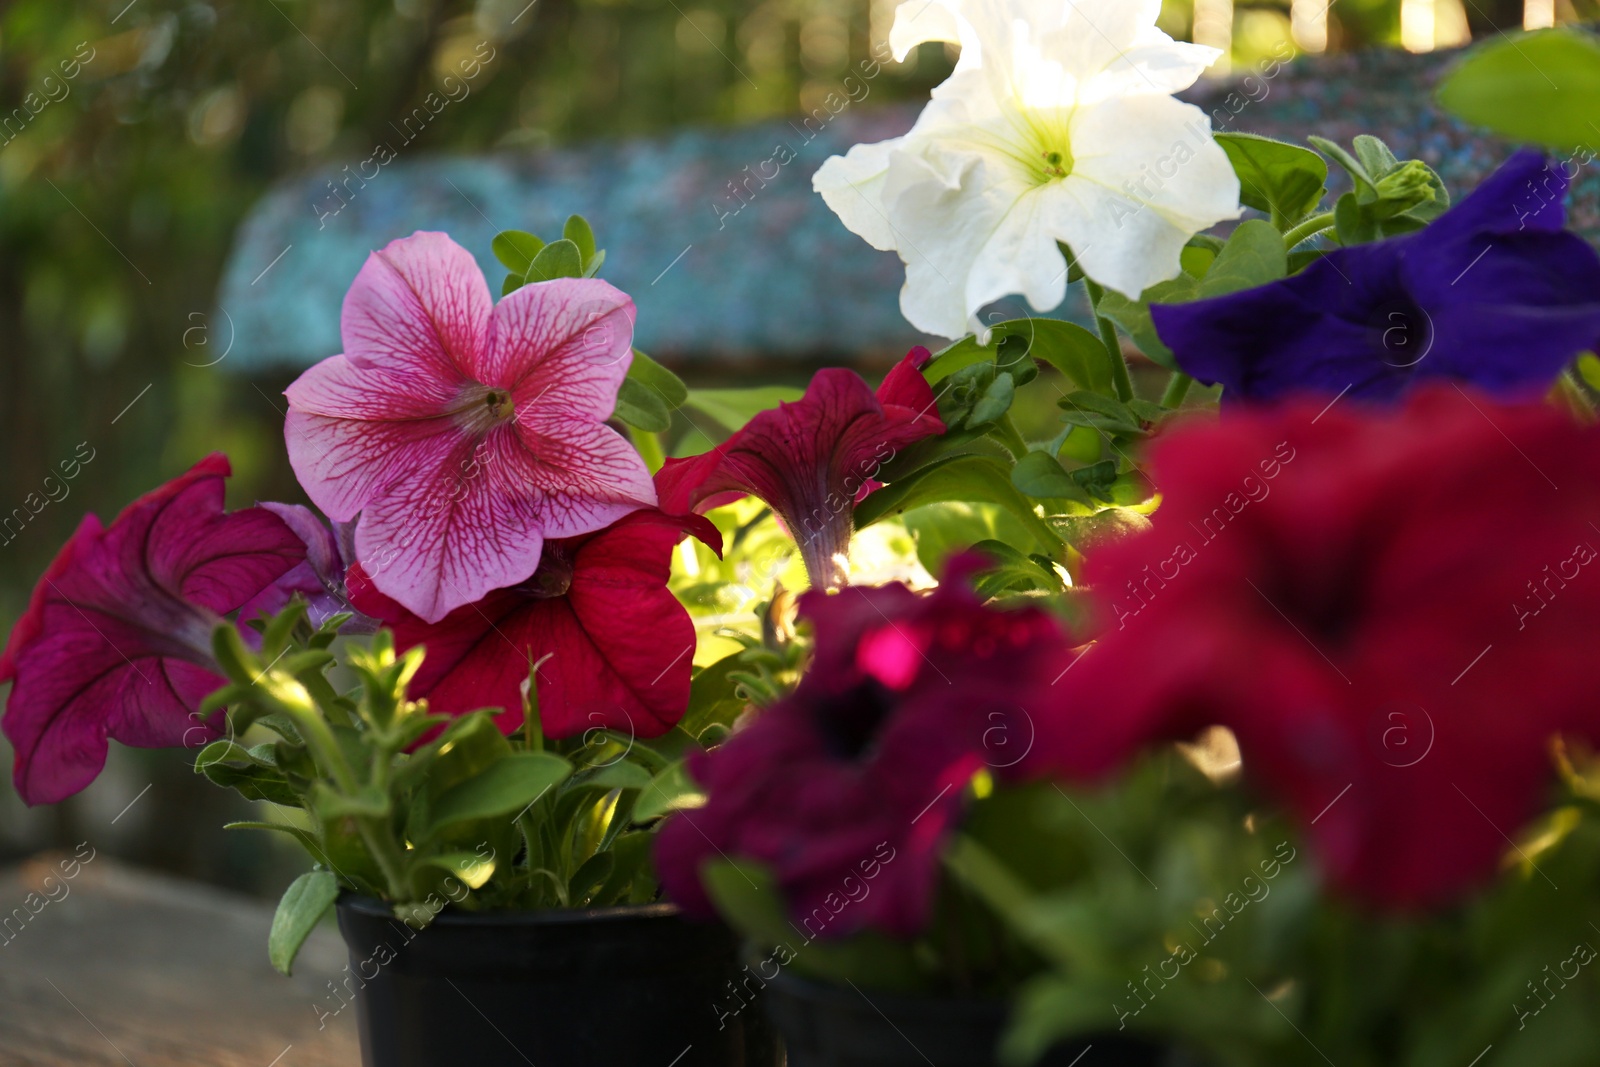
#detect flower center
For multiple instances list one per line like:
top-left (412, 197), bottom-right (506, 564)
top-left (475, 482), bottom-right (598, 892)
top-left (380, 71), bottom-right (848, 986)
top-left (452, 383), bottom-right (517, 434)
top-left (1038, 147), bottom-right (1072, 182)
top-left (816, 681), bottom-right (898, 762)
top-left (518, 543), bottom-right (575, 600)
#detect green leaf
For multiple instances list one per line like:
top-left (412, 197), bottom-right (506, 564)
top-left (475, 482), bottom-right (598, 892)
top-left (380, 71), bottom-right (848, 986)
top-left (685, 386), bottom-right (804, 432)
top-left (1011, 451), bottom-right (1091, 501)
top-left (681, 652), bottom-right (751, 739)
top-left (1055, 391), bottom-right (1146, 436)
top-left (1198, 219), bottom-right (1288, 299)
top-left (526, 238), bottom-right (584, 283)
top-left (852, 453), bottom-right (1065, 555)
top-left (491, 230), bottom-right (545, 275)
top-left (1438, 28), bottom-right (1600, 149)
top-left (634, 760), bottom-right (706, 822)
top-left (417, 850), bottom-right (497, 889)
top-left (269, 870), bottom-right (338, 976)
top-left (562, 215), bottom-right (597, 268)
top-left (1309, 135), bottom-right (1378, 198)
top-left (427, 752), bottom-right (573, 832)
top-left (1216, 133), bottom-right (1328, 225)
top-left (1022, 320), bottom-right (1117, 395)
top-left (968, 371), bottom-right (1016, 427)
top-left (626, 348), bottom-right (689, 407)
top-left (613, 376), bottom-right (672, 432)
top-left (586, 761), bottom-right (656, 791)
top-left (568, 851), bottom-right (615, 906)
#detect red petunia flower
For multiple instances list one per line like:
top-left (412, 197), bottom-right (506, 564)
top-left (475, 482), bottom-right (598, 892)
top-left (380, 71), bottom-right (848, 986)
top-left (655, 557), bottom-right (1074, 938)
top-left (348, 509), bottom-right (720, 741)
top-left (656, 348), bottom-right (944, 590)
top-left (1055, 387), bottom-right (1600, 907)
top-left (0, 455), bottom-right (304, 804)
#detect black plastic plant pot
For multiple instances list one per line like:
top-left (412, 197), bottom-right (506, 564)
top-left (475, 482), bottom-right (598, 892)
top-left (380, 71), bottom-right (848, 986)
top-left (766, 969), bottom-right (1189, 1067)
top-left (335, 896), bottom-right (781, 1067)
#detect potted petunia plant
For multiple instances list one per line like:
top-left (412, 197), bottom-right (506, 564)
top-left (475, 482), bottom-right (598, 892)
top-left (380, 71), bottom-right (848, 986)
top-left (0, 219), bottom-right (792, 1067)
top-left (5, 2), bottom-right (1600, 1066)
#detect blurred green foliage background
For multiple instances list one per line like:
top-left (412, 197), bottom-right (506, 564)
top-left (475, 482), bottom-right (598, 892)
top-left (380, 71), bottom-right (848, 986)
top-left (0, 0), bottom-right (1566, 890)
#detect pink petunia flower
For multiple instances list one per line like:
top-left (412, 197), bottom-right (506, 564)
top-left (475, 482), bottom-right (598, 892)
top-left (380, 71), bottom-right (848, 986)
top-left (656, 348), bottom-right (943, 590)
top-left (284, 231), bottom-right (656, 624)
top-left (348, 508), bottom-right (721, 741)
top-left (0, 455), bottom-right (304, 805)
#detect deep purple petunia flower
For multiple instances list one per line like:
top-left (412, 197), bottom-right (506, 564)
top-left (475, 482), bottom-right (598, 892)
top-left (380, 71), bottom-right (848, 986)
top-left (0, 455), bottom-right (305, 804)
top-left (654, 556), bottom-right (1075, 939)
top-left (1152, 151), bottom-right (1600, 403)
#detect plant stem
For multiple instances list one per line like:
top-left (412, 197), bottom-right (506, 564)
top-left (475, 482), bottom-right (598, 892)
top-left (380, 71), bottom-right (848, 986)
top-left (357, 816), bottom-right (412, 900)
top-left (1283, 211), bottom-right (1337, 249)
top-left (994, 414), bottom-right (1029, 459)
top-left (1161, 372), bottom-right (1194, 409)
top-left (1084, 279), bottom-right (1134, 402)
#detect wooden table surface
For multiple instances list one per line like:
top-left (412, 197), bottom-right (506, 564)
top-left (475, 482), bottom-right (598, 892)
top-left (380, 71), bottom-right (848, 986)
top-left (0, 854), bottom-right (359, 1067)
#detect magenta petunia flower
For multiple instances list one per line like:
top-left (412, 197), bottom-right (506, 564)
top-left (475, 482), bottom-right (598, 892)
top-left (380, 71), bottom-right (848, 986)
top-left (656, 348), bottom-right (944, 590)
top-left (655, 556), bottom-right (1075, 938)
top-left (348, 507), bottom-right (721, 741)
top-left (284, 231), bottom-right (656, 624)
top-left (0, 455), bottom-right (304, 805)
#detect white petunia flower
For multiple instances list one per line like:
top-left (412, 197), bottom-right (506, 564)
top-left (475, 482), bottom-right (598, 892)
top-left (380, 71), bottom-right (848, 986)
top-left (816, 0), bottom-right (1242, 339)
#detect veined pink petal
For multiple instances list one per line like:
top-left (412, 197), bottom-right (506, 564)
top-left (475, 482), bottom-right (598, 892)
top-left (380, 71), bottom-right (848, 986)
top-left (486, 278), bottom-right (637, 404)
top-left (342, 231), bottom-right (490, 384)
top-left (353, 427), bottom-right (545, 623)
top-left (1, 455), bottom-right (304, 805)
top-left (284, 356), bottom-right (463, 523)
top-left (511, 421), bottom-right (657, 540)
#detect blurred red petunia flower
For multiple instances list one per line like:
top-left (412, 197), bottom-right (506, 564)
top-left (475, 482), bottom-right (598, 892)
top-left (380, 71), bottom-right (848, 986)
top-left (348, 508), bottom-right (720, 741)
top-left (1055, 387), bottom-right (1600, 907)
top-left (656, 348), bottom-right (944, 590)
top-left (655, 556), bottom-right (1075, 938)
top-left (0, 455), bottom-right (304, 805)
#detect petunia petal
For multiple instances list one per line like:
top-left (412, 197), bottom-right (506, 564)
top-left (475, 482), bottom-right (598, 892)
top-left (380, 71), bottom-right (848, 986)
top-left (484, 277), bottom-right (637, 403)
top-left (284, 354), bottom-right (460, 522)
top-left (1058, 94), bottom-right (1241, 299)
top-left (349, 510), bottom-right (715, 739)
top-left (812, 138), bottom-right (906, 254)
top-left (341, 231), bottom-right (490, 385)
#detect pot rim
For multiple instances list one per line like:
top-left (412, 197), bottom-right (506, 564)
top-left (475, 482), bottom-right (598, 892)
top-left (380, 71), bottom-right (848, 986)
top-left (337, 892), bottom-right (682, 928)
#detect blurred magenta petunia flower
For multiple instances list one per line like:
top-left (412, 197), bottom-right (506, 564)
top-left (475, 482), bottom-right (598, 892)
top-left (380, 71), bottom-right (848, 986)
top-left (285, 231), bottom-right (656, 625)
top-left (656, 348), bottom-right (943, 590)
top-left (1054, 388), bottom-right (1600, 907)
top-left (0, 455), bottom-right (304, 805)
top-left (1153, 151), bottom-right (1600, 404)
top-left (655, 556), bottom-right (1074, 938)
top-left (348, 508), bottom-right (720, 741)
